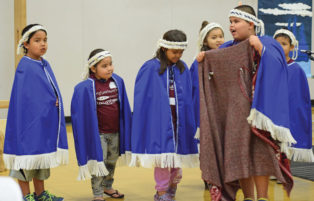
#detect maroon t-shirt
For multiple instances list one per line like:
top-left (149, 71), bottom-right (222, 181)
top-left (90, 74), bottom-right (119, 133)
top-left (287, 59), bottom-right (294, 64)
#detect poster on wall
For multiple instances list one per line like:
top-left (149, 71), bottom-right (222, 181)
top-left (258, 0), bottom-right (313, 77)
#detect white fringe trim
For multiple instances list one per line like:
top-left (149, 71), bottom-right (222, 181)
top-left (287, 147), bottom-right (314, 162)
top-left (129, 153), bottom-right (199, 168)
top-left (77, 160), bottom-right (109, 181)
top-left (247, 109), bottom-right (296, 143)
top-left (3, 148), bottom-right (68, 170)
top-left (194, 127), bottom-right (200, 140)
top-left (116, 151), bottom-right (132, 166)
top-left (280, 143), bottom-right (291, 157)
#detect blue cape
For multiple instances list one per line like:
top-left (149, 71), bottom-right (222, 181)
top-left (71, 74), bottom-right (132, 180)
top-left (4, 56), bottom-right (68, 170)
top-left (190, 60), bottom-right (200, 130)
top-left (287, 62), bottom-right (314, 162)
top-left (221, 37), bottom-right (296, 153)
top-left (130, 58), bottom-right (199, 168)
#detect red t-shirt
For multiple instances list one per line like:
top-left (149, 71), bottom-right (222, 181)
top-left (287, 59), bottom-right (294, 64)
top-left (90, 74), bottom-right (119, 133)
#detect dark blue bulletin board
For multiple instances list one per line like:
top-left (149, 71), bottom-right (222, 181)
top-left (258, 0), bottom-right (312, 77)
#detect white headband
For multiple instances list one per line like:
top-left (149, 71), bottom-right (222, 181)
top-left (229, 9), bottom-right (265, 36)
top-left (82, 51), bottom-right (112, 80)
top-left (198, 23), bottom-right (223, 51)
top-left (158, 39), bottom-right (188, 50)
top-left (17, 25), bottom-right (47, 55)
top-left (273, 29), bottom-right (299, 60)
top-left (87, 51), bottom-right (112, 68)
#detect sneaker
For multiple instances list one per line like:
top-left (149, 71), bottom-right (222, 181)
top-left (167, 186), bottom-right (177, 198)
top-left (35, 190), bottom-right (64, 201)
top-left (24, 194), bottom-right (36, 201)
top-left (243, 198), bottom-right (254, 201)
top-left (154, 192), bottom-right (174, 201)
top-left (269, 176), bottom-right (276, 180)
top-left (258, 198), bottom-right (268, 201)
top-left (276, 180), bottom-right (283, 184)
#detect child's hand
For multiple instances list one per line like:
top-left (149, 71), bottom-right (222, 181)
top-left (56, 99), bottom-right (59, 107)
top-left (249, 35), bottom-right (263, 56)
top-left (196, 51), bottom-right (205, 63)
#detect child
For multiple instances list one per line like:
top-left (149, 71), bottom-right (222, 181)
top-left (130, 30), bottom-right (199, 201)
top-left (190, 21), bottom-right (224, 190)
top-left (274, 29), bottom-right (314, 162)
top-left (4, 24), bottom-right (68, 201)
top-left (197, 21), bottom-right (225, 52)
top-left (190, 21), bottom-right (224, 138)
top-left (197, 5), bottom-right (296, 201)
top-left (71, 49), bottom-right (132, 201)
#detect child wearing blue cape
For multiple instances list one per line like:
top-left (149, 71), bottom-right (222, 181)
top-left (3, 24), bottom-right (68, 201)
top-left (190, 20), bottom-right (225, 140)
top-left (130, 30), bottom-right (199, 201)
top-left (273, 29), bottom-right (314, 162)
top-left (71, 49), bottom-right (132, 201)
top-left (197, 5), bottom-right (296, 201)
top-left (190, 20), bottom-right (225, 190)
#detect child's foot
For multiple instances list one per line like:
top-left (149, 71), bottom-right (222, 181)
top-left (269, 176), bottom-right (276, 180)
top-left (92, 197), bottom-right (105, 201)
top-left (154, 192), bottom-right (174, 201)
top-left (204, 181), bottom-right (209, 190)
top-left (167, 185), bottom-right (177, 198)
top-left (23, 193), bottom-right (36, 201)
top-left (103, 188), bottom-right (124, 198)
top-left (35, 190), bottom-right (63, 201)
top-left (209, 185), bottom-right (222, 201)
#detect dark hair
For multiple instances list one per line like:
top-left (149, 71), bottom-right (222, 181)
top-left (200, 21), bottom-right (211, 51)
top-left (200, 21), bottom-right (209, 32)
top-left (274, 33), bottom-right (292, 45)
top-left (234, 5), bottom-right (256, 16)
top-left (155, 29), bottom-right (186, 74)
top-left (200, 20), bottom-right (224, 51)
top-left (21, 24), bottom-right (47, 54)
top-left (88, 48), bottom-right (106, 76)
top-left (274, 28), bottom-right (292, 45)
top-left (233, 5), bottom-right (256, 33)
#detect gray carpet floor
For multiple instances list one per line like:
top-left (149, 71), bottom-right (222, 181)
top-left (290, 147), bottom-right (314, 181)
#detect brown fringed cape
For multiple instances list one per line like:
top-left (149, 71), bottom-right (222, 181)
top-left (198, 40), bottom-right (293, 200)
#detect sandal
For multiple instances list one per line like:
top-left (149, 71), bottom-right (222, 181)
top-left (167, 186), bottom-right (177, 198)
top-left (154, 192), bottom-right (174, 201)
top-left (104, 190), bottom-right (124, 199)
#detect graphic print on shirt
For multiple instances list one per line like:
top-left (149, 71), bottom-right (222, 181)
top-left (96, 81), bottom-right (118, 106)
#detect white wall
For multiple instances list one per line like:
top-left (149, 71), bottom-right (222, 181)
top-left (1, 0), bottom-right (313, 118)
top-left (26, 0), bottom-right (257, 116)
top-left (0, 0), bottom-right (14, 119)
